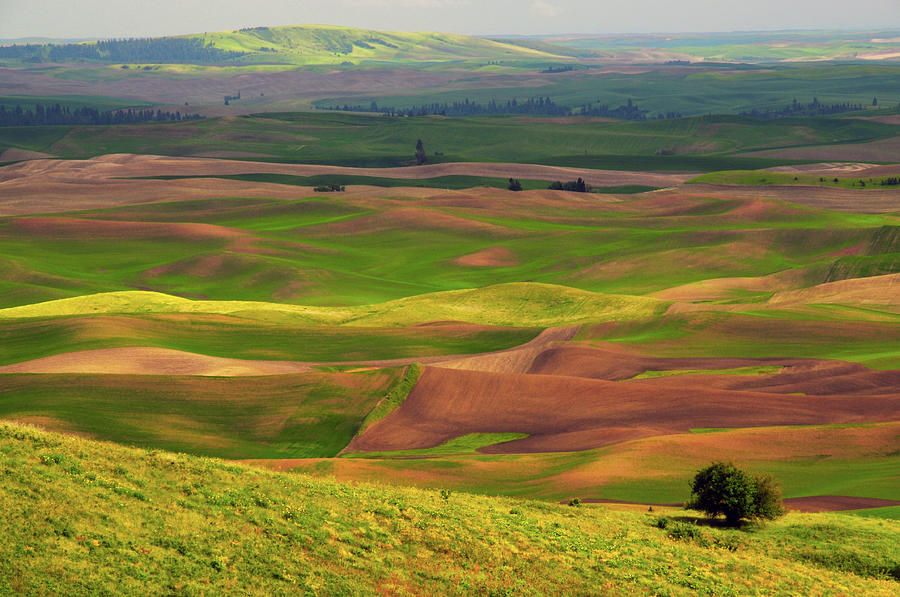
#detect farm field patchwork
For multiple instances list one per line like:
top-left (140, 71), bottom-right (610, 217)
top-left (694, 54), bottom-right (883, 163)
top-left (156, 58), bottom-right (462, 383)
top-left (0, 151), bottom-right (897, 523)
top-left (2, 22), bottom-right (900, 592)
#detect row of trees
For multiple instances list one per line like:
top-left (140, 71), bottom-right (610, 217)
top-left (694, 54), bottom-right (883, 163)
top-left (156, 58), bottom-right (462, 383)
top-left (330, 96), bottom-right (673, 120)
top-left (740, 97), bottom-right (868, 119)
top-left (0, 104), bottom-right (203, 127)
top-left (335, 97), bottom-right (571, 117)
top-left (330, 97), bottom-right (681, 120)
top-left (0, 38), bottom-right (245, 64)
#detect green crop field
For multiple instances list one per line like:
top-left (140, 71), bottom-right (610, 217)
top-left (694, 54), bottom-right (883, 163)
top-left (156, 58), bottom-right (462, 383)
top-left (315, 63), bottom-right (900, 118)
top-left (0, 370), bottom-right (401, 459)
top-left (690, 170), bottom-right (900, 188)
top-left (6, 110), bottom-right (898, 168)
top-left (1, 187), bottom-right (895, 308)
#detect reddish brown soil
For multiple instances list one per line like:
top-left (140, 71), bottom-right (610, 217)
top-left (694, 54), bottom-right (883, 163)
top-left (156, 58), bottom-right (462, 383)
top-left (0, 154), bottom-right (689, 216)
top-left (526, 344), bottom-right (802, 381)
top-left (768, 273), bottom-right (900, 307)
top-left (453, 246), bottom-right (519, 267)
top-left (0, 347), bottom-right (313, 376)
top-left (781, 496), bottom-right (900, 512)
top-left (435, 326), bottom-right (579, 374)
top-left (0, 148), bottom-right (55, 162)
top-left (11, 217), bottom-right (246, 241)
top-left (347, 365), bottom-right (900, 454)
top-left (683, 183), bottom-right (900, 213)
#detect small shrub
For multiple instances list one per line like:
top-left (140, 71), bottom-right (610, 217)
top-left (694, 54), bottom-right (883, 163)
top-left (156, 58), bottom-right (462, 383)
top-left (568, 498), bottom-right (581, 507)
top-left (39, 453), bottom-right (63, 466)
top-left (440, 489), bottom-right (452, 501)
top-left (666, 521), bottom-right (705, 543)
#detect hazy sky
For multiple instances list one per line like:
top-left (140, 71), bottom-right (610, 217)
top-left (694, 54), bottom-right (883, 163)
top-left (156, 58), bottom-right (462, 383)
top-left (1, 0), bottom-right (898, 39)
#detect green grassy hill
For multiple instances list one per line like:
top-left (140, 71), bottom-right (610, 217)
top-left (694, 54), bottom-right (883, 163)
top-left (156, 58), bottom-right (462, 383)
top-left (2, 422), bottom-right (898, 595)
top-left (198, 25), bottom-right (563, 65)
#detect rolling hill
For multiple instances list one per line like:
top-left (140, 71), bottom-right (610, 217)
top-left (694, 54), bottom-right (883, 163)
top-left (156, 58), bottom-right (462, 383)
top-left (1, 24), bottom-right (566, 66)
top-left (2, 422), bottom-right (898, 595)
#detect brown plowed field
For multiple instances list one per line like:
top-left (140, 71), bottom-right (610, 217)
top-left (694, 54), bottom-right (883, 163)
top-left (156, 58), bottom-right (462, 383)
top-left (781, 496), bottom-right (900, 512)
top-left (526, 344), bottom-right (805, 381)
top-left (0, 154), bottom-right (691, 216)
top-left (347, 366), bottom-right (900, 453)
top-left (453, 246), bottom-right (519, 267)
top-left (768, 273), bottom-right (900, 307)
top-left (435, 326), bottom-right (579, 374)
top-left (0, 347), bottom-right (313, 376)
top-left (682, 183), bottom-right (900, 213)
top-left (0, 326), bottom-right (566, 377)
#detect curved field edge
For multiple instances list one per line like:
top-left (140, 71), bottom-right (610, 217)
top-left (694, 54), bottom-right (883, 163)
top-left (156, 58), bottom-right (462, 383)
top-left (0, 284), bottom-right (668, 327)
top-left (352, 363), bottom-right (423, 440)
top-left (0, 369), bottom-right (403, 459)
top-left (305, 422), bottom-right (900, 510)
top-left (344, 432), bottom-right (531, 459)
top-left (1, 422), bottom-right (898, 595)
top-left (0, 315), bottom-right (542, 366)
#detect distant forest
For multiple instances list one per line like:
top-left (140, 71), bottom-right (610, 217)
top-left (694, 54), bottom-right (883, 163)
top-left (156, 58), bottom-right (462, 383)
top-left (328, 97), bottom-right (679, 120)
top-left (0, 38), bottom-right (245, 64)
top-left (740, 98), bottom-right (868, 119)
top-left (0, 104), bottom-right (203, 127)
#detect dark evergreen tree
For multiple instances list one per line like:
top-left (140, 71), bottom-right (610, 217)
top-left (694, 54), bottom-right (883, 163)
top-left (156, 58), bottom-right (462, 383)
top-left (415, 139), bottom-right (427, 165)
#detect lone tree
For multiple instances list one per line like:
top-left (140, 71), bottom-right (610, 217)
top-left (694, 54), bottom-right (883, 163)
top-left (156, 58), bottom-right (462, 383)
top-left (686, 462), bottom-right (785, 526)
top-left (415, 139), bottom-right (427, 165)
top-left (507, 178), bottom-right (523, 191)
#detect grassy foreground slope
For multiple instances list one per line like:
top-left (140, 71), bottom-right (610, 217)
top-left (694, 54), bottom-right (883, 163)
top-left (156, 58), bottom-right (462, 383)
top-left (2, 422), bottom-right (898, 596)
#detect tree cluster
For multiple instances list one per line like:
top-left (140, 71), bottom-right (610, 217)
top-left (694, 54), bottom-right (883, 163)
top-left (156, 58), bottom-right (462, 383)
top-left (548, 178), bottom-right (591, 192)
top-left (740, 97), bottom-right (867, 119)
top-left (687, 462), bottom-right (785, 526)
top-left (0, 104), bottom-right (202, 127)
top-left (879, 177), bottom-right (899, 186)
top-left (507, 178), bottom-right (523, 191)
top-left (577, 98), bottom-right (657, 121)
top-left (0, 38), bottom-right (245, 64)
top-left (541, 65), bottom-right (574, 73)
top-left (313, 184), bottom-right (345, 192)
